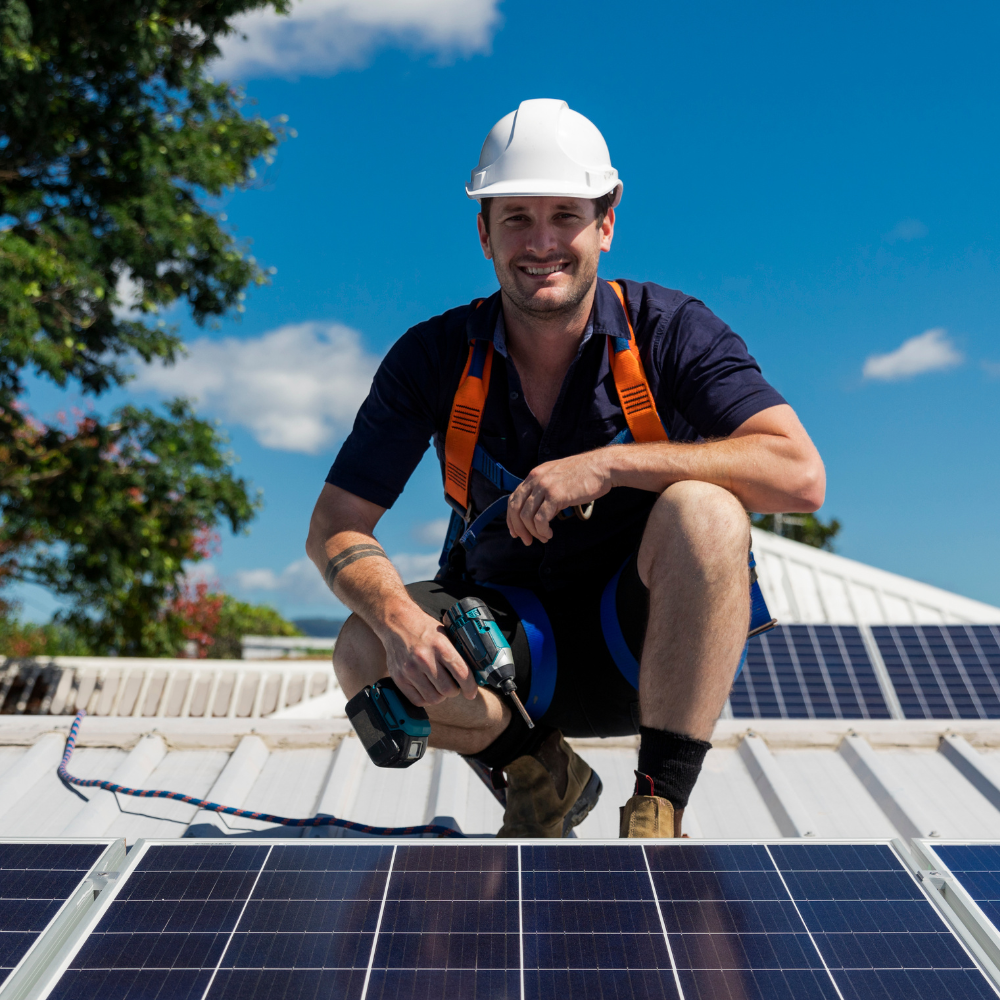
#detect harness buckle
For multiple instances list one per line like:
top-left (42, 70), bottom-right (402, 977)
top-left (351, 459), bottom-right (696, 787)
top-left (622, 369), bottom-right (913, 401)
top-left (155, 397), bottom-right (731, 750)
top-left (444, 491), bottom-right (472, 522)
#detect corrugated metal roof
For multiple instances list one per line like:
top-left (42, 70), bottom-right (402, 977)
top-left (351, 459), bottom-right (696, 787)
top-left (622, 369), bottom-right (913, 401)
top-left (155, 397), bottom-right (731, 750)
top-left (751, 528), bottom-right (1000, 625)
top-left (4, 716), bottom-right (1000, 847)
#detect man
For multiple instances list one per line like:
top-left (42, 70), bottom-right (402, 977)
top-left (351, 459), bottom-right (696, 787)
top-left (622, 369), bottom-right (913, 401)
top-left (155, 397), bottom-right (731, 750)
top-left (306, 99), bottom-right (824, 838)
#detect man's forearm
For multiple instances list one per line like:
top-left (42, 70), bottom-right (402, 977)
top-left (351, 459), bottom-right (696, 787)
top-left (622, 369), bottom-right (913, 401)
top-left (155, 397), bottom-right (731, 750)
top-left (309, 530), bottom-right (424, 641)
top-left (605, 434), bottom-right (823, 513)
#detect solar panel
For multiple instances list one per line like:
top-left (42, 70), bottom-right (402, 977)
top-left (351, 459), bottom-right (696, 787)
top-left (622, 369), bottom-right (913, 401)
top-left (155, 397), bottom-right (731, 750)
top-left (872, 625), bottom-right (1000, 719)
top-left (928, 843), bottom-right (1000, 930)
top-left (730, 625), bottom-right (891, 719)
top-left (0, 839), bottom-right (123, 997)
top-left (38, 839), bottom-right (999, 1000)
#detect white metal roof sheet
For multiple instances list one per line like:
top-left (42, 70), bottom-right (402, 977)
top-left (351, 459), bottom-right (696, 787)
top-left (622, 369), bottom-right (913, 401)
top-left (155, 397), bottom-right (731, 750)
top-left (4, 716), bottom-right (1000, 850)
top-left (751, 528), bottom-right (1000, 626)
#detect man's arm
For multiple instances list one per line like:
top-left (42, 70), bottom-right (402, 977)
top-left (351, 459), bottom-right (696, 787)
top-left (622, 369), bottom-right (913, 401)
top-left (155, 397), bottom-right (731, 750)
top-left (305, 484), bottom-right (476, 705)
top-left (506, 403), bottom-right (825, 544)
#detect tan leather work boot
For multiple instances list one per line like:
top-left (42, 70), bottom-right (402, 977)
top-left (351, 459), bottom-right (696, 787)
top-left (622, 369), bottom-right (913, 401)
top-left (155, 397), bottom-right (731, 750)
top-left (619, 795), bottom-right (683, 838)
top-left (497, 732), bottom-right (602, 838)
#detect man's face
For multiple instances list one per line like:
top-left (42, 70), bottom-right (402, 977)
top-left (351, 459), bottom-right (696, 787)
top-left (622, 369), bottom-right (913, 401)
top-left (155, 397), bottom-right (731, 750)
top-left (477, 196), bottom-right (615, 317)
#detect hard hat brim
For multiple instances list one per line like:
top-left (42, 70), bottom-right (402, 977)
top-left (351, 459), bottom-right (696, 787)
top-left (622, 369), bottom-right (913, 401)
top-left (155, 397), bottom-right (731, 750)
top-left (466, 179), bottom-right (622, 205)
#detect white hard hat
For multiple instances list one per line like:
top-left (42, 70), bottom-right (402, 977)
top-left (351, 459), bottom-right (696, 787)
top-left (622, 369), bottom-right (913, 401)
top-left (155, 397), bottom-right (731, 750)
top-left (466, 98), bottom-right (622, 205)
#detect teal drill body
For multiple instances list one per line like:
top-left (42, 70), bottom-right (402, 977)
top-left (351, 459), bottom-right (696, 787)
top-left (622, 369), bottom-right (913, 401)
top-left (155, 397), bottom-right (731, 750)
top-left (444, 597), bottom-right (534, 727)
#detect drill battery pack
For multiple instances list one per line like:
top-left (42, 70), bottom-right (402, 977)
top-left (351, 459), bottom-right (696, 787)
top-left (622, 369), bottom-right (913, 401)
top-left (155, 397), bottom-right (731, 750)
top-left (345, 677), bottom-right (431, 768)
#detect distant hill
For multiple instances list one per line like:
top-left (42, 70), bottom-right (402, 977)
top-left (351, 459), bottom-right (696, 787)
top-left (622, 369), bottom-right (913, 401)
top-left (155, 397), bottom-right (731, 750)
top-left (292, 618), bottom-right (345, 638)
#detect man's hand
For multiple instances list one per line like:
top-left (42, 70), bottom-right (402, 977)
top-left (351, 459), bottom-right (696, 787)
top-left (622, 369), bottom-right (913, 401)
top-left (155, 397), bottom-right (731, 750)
top-left (381, 608), bottom-right (480, 707)
top-left (507, 449), bottom-right (613, 545)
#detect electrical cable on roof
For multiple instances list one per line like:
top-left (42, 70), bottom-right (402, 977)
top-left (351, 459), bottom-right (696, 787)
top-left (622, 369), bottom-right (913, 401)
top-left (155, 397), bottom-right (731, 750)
top-left (58, 711), bottom-right (464, 838)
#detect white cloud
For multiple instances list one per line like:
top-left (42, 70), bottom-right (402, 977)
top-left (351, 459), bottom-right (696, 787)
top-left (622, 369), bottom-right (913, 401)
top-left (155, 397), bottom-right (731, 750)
top-left (390, 552), bottom-right (441, 583)
top-left (133, 321), bottom-right (380, 453)
top-left (216, 0), bottom-right (502, 79)
top-left (412, 518), bottom-right (450, 547)
top-left (863, 328), bottom-right (964, 381)
top-left (230, 549), bottom-right (438, 604)
top-left (883, 218), bottom-right (928, 243)
top-left (231, 556), bottom-right (338, 605)
top-left (112, 269), bottom-right (143, 321)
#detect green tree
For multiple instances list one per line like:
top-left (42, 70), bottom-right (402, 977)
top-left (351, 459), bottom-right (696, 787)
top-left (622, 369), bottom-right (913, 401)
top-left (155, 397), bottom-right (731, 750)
top-left (751, 512), bottom-right (842, 551)
top-left (0, 0), bottom-right (289, 653)
top-left (172, 581), bottom-right (301, 659)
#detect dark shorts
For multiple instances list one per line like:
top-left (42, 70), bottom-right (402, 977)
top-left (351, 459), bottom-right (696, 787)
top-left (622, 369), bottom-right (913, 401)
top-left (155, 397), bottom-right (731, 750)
top-left (406, 553), bottom-right (649, 738)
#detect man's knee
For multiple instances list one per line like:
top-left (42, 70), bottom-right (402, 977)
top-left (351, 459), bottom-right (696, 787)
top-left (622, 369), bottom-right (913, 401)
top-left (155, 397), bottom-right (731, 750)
top-left (332, 613), bottom-right (386, 698)
top-left (640, 481), bottom-right (749, 576)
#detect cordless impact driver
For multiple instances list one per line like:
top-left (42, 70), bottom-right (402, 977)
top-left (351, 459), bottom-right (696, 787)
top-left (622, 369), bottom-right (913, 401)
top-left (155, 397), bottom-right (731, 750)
top-left (346, 597), bottom-right (533, 768)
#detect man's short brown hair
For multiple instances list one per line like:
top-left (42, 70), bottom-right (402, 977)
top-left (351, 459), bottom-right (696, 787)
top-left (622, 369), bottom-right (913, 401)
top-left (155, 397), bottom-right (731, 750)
top-left (479, 190), bottom-right (618, 234)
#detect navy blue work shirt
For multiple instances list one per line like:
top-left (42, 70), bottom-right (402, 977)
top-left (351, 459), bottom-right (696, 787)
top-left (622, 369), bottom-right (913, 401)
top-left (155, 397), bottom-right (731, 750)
top-left (327, 279), bottom-right (786, 591)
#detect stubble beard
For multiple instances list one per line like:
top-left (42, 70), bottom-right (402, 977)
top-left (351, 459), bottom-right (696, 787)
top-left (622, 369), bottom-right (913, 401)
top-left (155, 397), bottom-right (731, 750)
top-left (494, 250), bottom-right (601, 321)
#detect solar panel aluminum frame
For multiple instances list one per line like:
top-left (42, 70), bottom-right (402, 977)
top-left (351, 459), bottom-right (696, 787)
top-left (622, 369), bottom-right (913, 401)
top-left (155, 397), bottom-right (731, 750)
top-left (0, 839), bottom-right (126, 1000)
top-left (27, 835), bottom-right (1000, 1000)
top-left (912, 839), bottom-right (1000, 991)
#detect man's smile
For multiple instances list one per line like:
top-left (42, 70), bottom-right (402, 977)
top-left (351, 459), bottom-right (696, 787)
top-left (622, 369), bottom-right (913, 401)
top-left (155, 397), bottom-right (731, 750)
top-left (517, 262), bottom-right (569, 276)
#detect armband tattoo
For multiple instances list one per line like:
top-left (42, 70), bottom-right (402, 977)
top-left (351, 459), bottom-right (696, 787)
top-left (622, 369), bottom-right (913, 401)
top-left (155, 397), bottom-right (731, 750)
top-left (323, 543), bottom-right (388, 590)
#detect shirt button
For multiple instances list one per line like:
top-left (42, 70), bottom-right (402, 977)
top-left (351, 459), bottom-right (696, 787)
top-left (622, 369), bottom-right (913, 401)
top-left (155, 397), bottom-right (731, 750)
top-left (510, 391), bottom-right (519, 400)
top-left (540, 445), bottom-right (550, 455)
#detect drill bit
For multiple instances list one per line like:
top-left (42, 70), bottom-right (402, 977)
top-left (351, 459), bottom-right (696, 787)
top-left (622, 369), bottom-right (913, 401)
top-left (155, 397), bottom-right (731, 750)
top-left (502, 682), bottom-right (534, 729)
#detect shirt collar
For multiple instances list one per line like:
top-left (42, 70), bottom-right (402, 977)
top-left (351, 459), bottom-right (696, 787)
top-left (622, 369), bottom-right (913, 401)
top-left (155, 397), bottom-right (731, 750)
top-left (491, 308), bottom-right (595, 358)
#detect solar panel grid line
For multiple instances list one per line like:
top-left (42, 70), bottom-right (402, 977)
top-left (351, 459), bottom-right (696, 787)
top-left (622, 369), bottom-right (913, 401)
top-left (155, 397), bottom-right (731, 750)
top-left (739, 651), bottom-right (763, 717)
top-left (640, 844), bottom-right (687, 1000)
top-left (885, 625), bottom-right (934, 718)
top-left (913, 841), bottom-right (1000, 995)
top-left (961, 628), bottom-right (1000, 712)
top-left (197, 844), bottom-right (274, 1000)
top-left (516, 846), bottom-right (525, 1000)
top-left (30, 838), bottom-right (1000, 1000)
top-left (782, 629), bottom-right (817, 718)
top-left (761, 844), bottom-right (848, 1000)
top-left (359, 844), bottom-right (396, 1000)
top-left (828, 625), bottom-right (870, 719)
top-left (759, 633), bottom-right (789, 717)
top-left (0, 839), bottom-right (123, 1000)
top-left (917, 626), bottom-right (970, 719)
top-left (805, 625), bottom-right (844, 720)
top-left (941, 628), bottom-right (990, 719)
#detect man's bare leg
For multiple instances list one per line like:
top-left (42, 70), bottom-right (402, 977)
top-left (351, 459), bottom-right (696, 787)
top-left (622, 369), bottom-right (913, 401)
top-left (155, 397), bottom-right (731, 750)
top-left (621, 480), bottom-right (750, 837)
top-left (636, 479), bottom-right (751, 740)
top-left (333, 614), bottom-right (511, 755)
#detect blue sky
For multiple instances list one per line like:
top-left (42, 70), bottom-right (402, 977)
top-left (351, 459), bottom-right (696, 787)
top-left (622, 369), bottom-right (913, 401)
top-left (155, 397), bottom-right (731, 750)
top-left (19, 0), bottom-right (1000, 622)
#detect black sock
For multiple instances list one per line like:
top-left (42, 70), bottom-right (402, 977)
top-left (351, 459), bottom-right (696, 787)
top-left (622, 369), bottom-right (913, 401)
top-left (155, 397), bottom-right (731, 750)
top-left (468, 712), bottom-right (552, 770)
top-left (636, 726), bottom-right (711, 809)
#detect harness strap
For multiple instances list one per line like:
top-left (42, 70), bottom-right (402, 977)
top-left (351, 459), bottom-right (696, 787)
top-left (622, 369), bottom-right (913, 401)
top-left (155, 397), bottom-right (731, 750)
top-left (606, 281), bottom-right (669, 444)
top-left (444, 334), bottom-right (493, 512)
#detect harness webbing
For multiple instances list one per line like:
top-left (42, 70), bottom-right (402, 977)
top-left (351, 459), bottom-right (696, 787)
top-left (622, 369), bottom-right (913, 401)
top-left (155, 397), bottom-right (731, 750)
top-left (443, 281), bottom-right (664, 522)
top-left (444, 336), bottom-right (493, 511)
top-left (606, 280), bottom-right (669, 444)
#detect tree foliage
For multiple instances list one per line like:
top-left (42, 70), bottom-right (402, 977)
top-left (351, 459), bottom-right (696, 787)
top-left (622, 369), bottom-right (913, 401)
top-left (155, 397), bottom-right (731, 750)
top-left (751, 512), bottom-right (842, 551)
top-left (172, 582), bottom-right (301, 659)
top-left (0, 0), bottom-right (289, 653)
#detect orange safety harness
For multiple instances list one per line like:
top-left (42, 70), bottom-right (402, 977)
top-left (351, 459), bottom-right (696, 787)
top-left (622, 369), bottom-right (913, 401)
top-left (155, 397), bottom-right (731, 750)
top-left (443, 280), bottom-right (664, 515)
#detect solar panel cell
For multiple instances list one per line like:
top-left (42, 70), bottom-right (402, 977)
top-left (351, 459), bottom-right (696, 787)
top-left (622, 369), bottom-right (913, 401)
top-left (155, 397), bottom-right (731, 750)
top-left (730, 625), bottom-right (891, 720)
top-left (933, 844), bottom-right (1000, 939)
top-left (43, 840), bottom-right (1000, 1000)
top-left (772, 843), bottom-right (994, 1000)
top-left (0, 841), bottom-right (106, 990)
top-left (874, 625), bottom-right (1000, 720)
top-left (368, 845), bottom-right (519, 1000)
top-left (522, 844), bottom-right (681, 1000)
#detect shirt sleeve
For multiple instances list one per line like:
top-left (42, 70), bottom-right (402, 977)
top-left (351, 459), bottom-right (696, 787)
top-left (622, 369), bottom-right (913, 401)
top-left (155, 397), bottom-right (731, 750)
top-left (653, 299), bottom-right (786, 439)
top-left (325, 326), bottom-right (442, 509)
